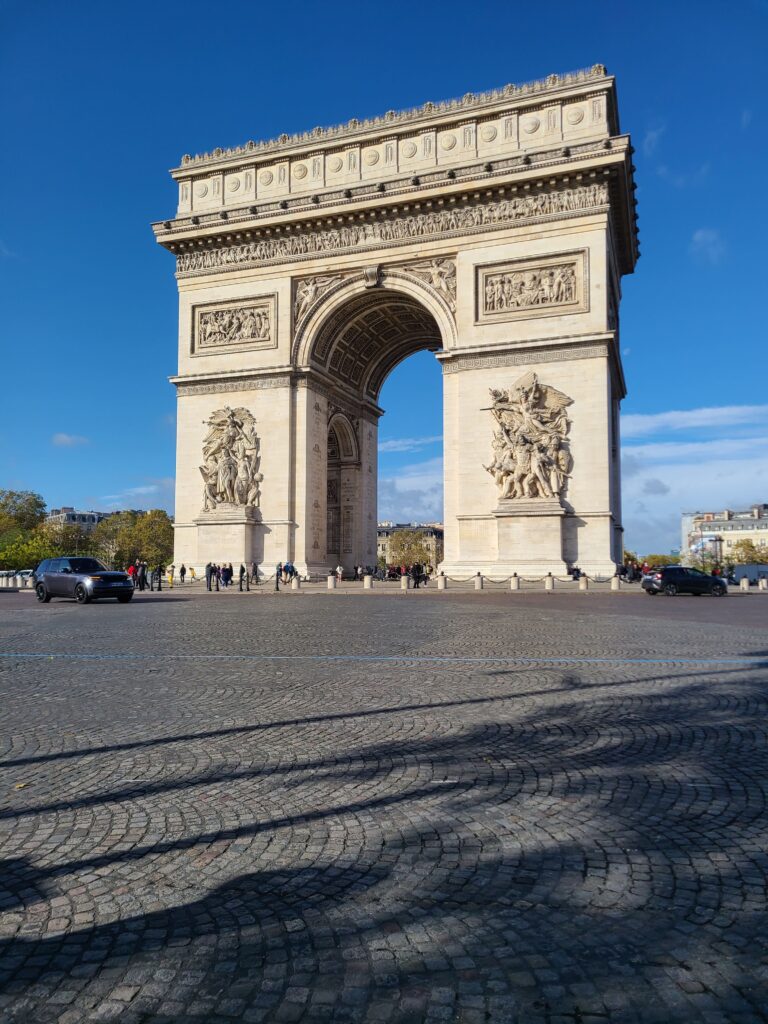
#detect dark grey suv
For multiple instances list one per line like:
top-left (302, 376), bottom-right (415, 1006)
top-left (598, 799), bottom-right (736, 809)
top-left (33, 557), bottom-right (134, 604)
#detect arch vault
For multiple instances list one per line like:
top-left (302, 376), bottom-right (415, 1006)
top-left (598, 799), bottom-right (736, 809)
top-left (154, 65), bottom-right (638, 576)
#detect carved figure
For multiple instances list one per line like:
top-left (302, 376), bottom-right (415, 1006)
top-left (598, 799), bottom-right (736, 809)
top-left (294, 275), bottom-right (345, 322)
top-left (483, 262), bottom-right (577, 314)
top-left (484, 373), bottom-right (573, 502)
top-left (178, 183), bottom-right (608, 275)
top-left (198, 304), bottom-right (271, 348)
top-left (406, 258), bottom-right (457, 310)
top-left (199, 407), bottom-right (263, 510)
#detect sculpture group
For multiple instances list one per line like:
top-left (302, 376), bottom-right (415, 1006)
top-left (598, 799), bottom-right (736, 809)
top-left (484, 263), bottom-right (576, 313)
top-left (199, 407), bottom-right (263, 510)
top-left (199, 305), bottom-right (270, 348)
top-left (485, 373), bottom-right (573, 501)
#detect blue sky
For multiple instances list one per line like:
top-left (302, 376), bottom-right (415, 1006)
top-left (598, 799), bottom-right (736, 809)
top-left (1, 0), bottom-right (766, 554)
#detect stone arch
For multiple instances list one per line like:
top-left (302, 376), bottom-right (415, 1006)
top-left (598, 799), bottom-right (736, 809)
top-left (294, 269), bottom-right (456, 401)
top-left (327, 411), bottom-right (359, 464)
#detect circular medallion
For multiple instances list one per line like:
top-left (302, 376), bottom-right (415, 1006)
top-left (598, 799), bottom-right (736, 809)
top-left (402, 141), bottom-right (417, 158)
top-left (566, 107), bottom-right (585, 125)
top-left (195, 183), bottom-right (208, 198)
top-left (227, 177), bottom-right (240, 192)
top-left (480, 125), bottom-right (497, 142)
top-left (364, 150), bottom-right (380, 165)
top-left (328, 157), bottom-right (343, 172)
top-left (522, 117), bottom-right (540, 134)
top-left (259, 170), bottom-right (273, 186)
top-left (440, 134), bottom-right (457, 150)
top-left (293, 163), bottom-right (308, 179)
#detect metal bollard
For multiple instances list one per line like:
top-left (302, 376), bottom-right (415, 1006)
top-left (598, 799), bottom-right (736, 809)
top-left (544, 573), bottom-right (554, 592)
top-left (291, 576), bottom-right (300, 591)
top-left (510, 574), bottom-right (520, 591)
top-left (474, 573), bottom-right (484, 591)
top-left (327, 574), bottom-right (337, 590)
top-left (740, 577), bottom-right (750, 592)
top-left (363, 574), bottom-right (373, 589)
top-left (437, 575), bottom-right (447, 591)
top-left (610, 576), bottom-right (620, 591)
top-left (579, 575), bottom-right (589, 591)
top-left (400, 575), bottom-right (411, 590)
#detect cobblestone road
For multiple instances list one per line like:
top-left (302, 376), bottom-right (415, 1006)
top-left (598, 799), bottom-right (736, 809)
top-left (1, 590), bottom-right (768, 1023)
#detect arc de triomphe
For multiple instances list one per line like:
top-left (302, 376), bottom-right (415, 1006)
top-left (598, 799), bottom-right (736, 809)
top-left (153, 65), bottom-right (638, 577)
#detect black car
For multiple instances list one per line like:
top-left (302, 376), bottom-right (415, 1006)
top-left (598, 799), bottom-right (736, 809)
top-left (33, 557), bottom-right (134, 604)
top-left (641, 565), bottom-right (727, 597)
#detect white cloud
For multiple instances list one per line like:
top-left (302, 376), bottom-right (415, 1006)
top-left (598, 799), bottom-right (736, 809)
top-left (622, 405), bottom-right (768, 439)
top-left (741, 109), bottom-right (753, 130)
top-left (624, 436), bottom-right (768, 463)
top-left (643, 124), bottom-right (665, 157)
top-left (378, 456), bottom-right (443, 522)
top-left (689, 227), bottom-right (725, 264)
top-left (98, 477), bottom-right (175, 510)
top-left (378, 435), bottom-right (442, 453)
top-left (52, 432), bottom-right (88, 447)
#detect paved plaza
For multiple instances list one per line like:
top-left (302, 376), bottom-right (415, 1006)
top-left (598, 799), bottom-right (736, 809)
top-left (1, 590), bottom-right (768, 1023)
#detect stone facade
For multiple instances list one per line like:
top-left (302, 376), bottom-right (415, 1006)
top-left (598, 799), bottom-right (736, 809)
top-left (154, 65), bottom-right (638, 576)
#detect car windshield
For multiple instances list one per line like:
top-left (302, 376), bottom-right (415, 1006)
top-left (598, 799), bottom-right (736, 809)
top-left (69, 558), bottom-right (109, 573)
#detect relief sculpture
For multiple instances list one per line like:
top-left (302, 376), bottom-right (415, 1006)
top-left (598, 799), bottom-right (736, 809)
top-left (294, 275), bottom-right (345, 323)
top-left (178, 183), bottom-right (608, 275)
top-left (484, 262), bottom-right (576, 313)
top-left (484, 372), bottom-right (573, 501)
top-left (197, 303), bottom-right (271, 350)
top-left (199, 407), bottom-right (263, 510)
top-left (405, 258), bottom-right (457, 311)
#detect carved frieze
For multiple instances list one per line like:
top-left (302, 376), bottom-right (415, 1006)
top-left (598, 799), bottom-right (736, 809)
top-left (177, 182), bottom-right (608, 276)
top-left (294, 275), bottom-right (347, 324)
top-left (403, 258), bottom-right (457, 311)
top-left (199, 407), bottom-right (263, 511)
top-left (476, 251), bottom-right (587, 324)
top-left (484, 372), bottom-right (573, 502)
top-left (192, 296), bottom-right (277, 354)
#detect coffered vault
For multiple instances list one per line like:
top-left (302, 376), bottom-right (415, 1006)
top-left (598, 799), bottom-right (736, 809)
top-left (153, 65), bottom-right (638, 576)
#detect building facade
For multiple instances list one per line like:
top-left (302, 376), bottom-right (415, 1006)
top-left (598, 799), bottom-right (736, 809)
top-left (46, 508), bottom-right (109, 533)
top-left (377, 523), bottom-right (444, 566)
top-left (684, 504), bottom-right (768, 562)
top-left (154, 66), bottom-right (638, 577)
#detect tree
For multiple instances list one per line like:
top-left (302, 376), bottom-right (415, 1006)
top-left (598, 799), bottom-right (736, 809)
top-left (0, 490), bottom-right (46, 534)
top-left (623, 548), bottom-right (639, 565)
top-left (730, 540), bottom-right (768, 565)
top-left (388, 529), bottom-right (432, 567)
top-left (128, 510), bottom-right (174, 567)
top-left (643, 553), bottom-right (678, 568)
top-left (91, 512), bottom-right (139, 568)
top-left (0, 530), bottom-right (57, 571)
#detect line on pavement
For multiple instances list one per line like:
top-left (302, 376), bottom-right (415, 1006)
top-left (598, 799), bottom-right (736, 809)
top-left (0, 652), bottom-right (766, 667)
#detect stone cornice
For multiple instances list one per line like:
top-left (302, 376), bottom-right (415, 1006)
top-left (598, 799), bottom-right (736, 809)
top-left (172, 178), bottom-right (612, 279)
top-left (174, 66), bottom-right (612, 173)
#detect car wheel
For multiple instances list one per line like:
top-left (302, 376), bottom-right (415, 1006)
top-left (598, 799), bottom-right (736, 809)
top-left (36, 584), bottom-right (50, 603)
top-left (645, 589), bottom-right (657, 596)
top-left (74, 584), bottom-right (91, 604)
top-left (712, 584), bottom-right (727, 597)
top-left (663, 583), bottom-right (678, 596)
top-left (117, 593), bottom-right (133, 603)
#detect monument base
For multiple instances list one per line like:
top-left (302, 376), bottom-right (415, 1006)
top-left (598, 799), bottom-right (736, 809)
top-left (193, 505), bottom-right (263, 566)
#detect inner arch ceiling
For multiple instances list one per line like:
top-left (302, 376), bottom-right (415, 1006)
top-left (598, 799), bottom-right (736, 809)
top-left (310, 291), bottom-right (442, 400)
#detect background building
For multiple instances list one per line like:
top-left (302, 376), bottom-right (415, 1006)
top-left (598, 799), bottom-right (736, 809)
top-left (683, 504), bottom-right (768, 562)
top-left (377, 523), bottom-right (444, 566)
top-left (46, 508), bottom-right (109, 533)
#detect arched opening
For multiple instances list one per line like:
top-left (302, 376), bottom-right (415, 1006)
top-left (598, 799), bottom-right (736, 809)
top-left (305, 283), bottom-right (447, 573)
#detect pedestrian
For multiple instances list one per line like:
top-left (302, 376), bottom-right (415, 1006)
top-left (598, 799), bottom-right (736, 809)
top-left (336, 564), bottom-right (343, 582)
top-left (276, 562), bottom-right (283, 586)
top-left (155, 564), bottom-right (163, 591)
top-left (167, 564), bottom-right (175, 588)
top-left (189, 566), bottom-right (196, 582)
top-left (214, 564), bottom-right (220, 591)
top-left (179, 564), bottom-right (186, 584)
top-left (205, 562), bottom-right (213, 591)
top-left (239, 563), bottom-right (246, 591)
top-left (127, 563), bottom-right (136, 585)
top-left (410, 562), bottom-right (421, 589)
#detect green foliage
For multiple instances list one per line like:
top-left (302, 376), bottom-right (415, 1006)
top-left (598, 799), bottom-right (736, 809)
top-left (0, 529), bottom-right (57, 571)
top-left (643, 553), bottom-right (679, 568)
top-left (388, 529), bottom-right (432, 567)
top-left (729, 539), bottom-right (768, 565)
top-left (623, 549), bottom-right (639, 565)
top-left (129, 510), bottom-right (174, 567)
top-left (91, 512), bottom-right (140, 568)
top-left (0, 490), bottom-right (46, 533)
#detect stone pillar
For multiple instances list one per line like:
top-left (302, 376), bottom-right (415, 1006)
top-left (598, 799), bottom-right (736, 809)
top-left (291, 576), bottom-right (301, 591)
top-left (759, 578), bottom-right (767, 591)
top-left (327, 574), bottom-right (337, 590)
top-left (400, 575), bottom-right (411, 590)
top-left (510, 574), bottom-right (520, 591)
top-left (740, 577), bottom-right (750, 592)
top-left (544, 574), bottom-right (554, 592)
top-left (474, 573), bottom-right (484, 591)
top-left (611, 575), bottom-right (621, 591)
top-left (437, 575), bottom-right (447, 591)
top-left (579, 575), bottom-right (589, 591)
top-left (363, 575), bottom-right (373, 589)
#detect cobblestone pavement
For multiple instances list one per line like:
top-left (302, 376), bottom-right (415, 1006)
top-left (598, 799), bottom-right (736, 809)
top-left (1, 592), bottom-right (768, 1023)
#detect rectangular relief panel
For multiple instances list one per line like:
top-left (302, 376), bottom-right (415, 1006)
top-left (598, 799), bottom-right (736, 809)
top-left (475, 250), bottom-right (589, 325)
top-left (191, 295), bottom-right (278, 356)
